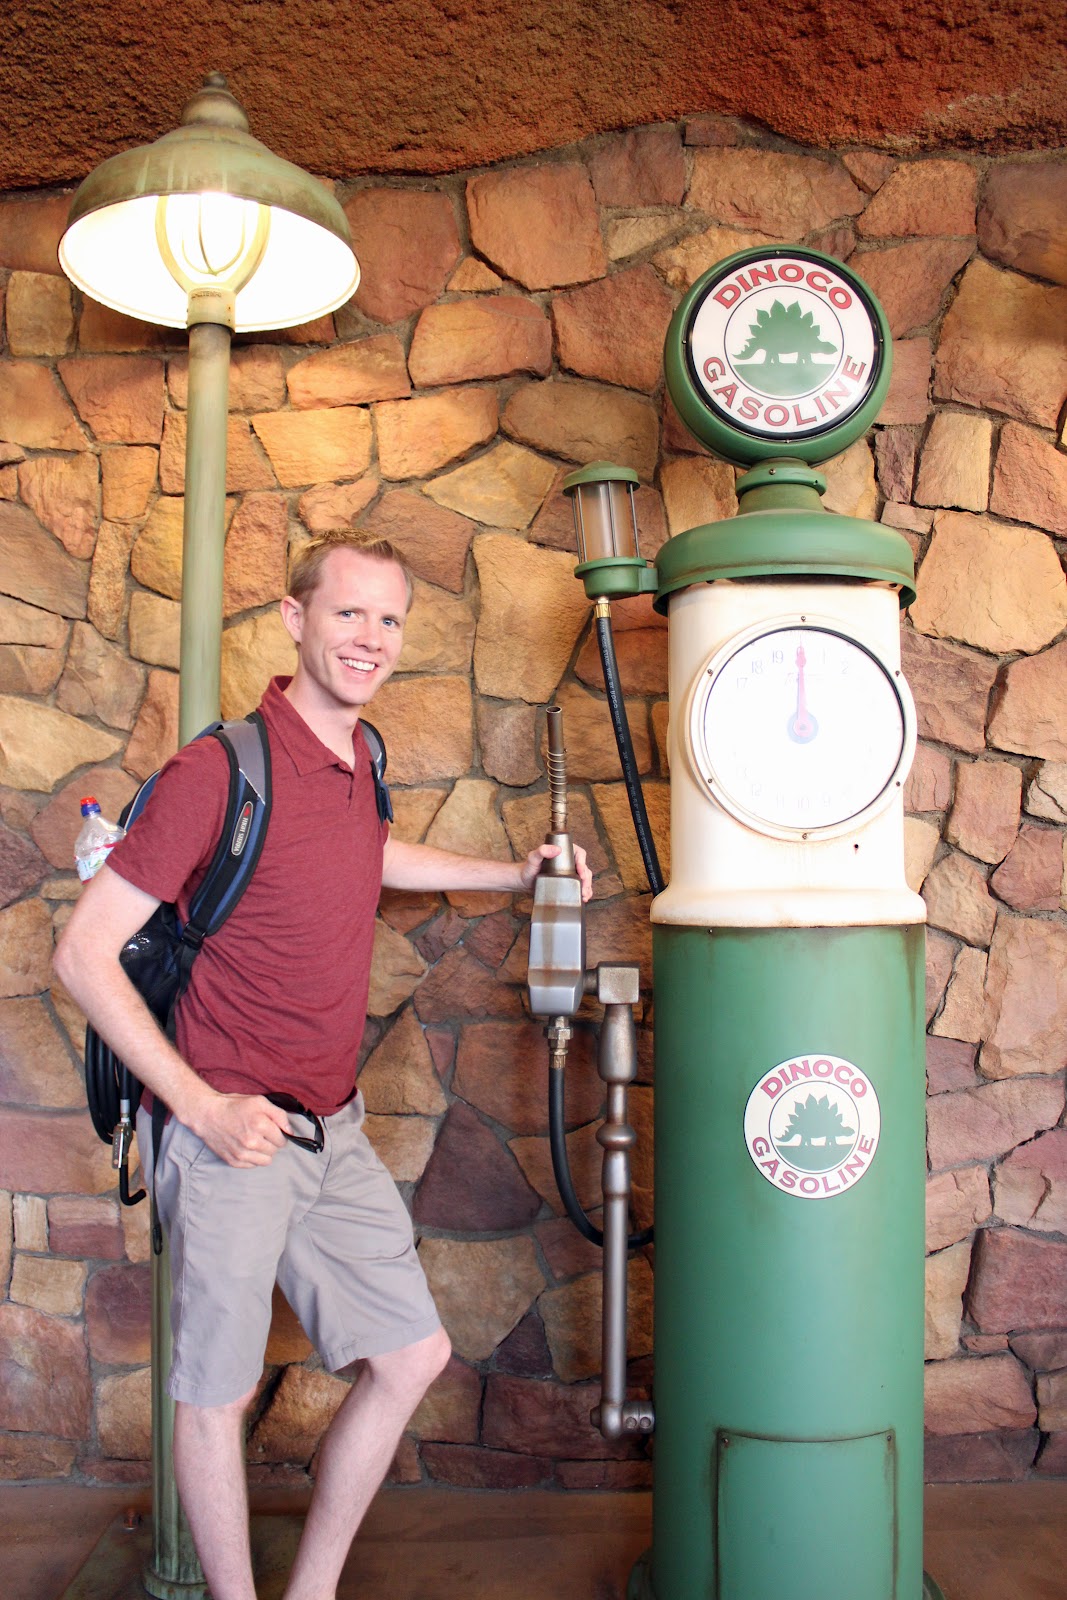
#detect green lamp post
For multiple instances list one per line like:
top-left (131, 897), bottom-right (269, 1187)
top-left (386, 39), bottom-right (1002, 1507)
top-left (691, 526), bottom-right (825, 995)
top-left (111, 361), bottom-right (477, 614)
top-left (60, 73), bottom-right (358, 1598)
top-left (565, 247), bottom-right (943, 1600)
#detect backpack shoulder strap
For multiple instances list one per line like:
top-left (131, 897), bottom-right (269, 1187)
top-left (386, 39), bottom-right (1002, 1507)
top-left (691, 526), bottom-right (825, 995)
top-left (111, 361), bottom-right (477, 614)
top-left (184, 710), bottom-right (273, 942)
top-left (359, 718), bottom-right (393, 824)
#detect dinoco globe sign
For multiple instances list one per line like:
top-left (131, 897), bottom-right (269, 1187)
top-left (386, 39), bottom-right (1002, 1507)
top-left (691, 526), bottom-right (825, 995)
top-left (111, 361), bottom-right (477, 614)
top-left (743, 1053), bottom-right (882, 1201)
top-left (664, 247), bottom-right (891, 466)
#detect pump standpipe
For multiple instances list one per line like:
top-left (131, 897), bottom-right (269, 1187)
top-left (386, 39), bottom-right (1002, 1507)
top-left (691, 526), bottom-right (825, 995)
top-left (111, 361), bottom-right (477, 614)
top-left (528, 706), bottom-right (654, 1444)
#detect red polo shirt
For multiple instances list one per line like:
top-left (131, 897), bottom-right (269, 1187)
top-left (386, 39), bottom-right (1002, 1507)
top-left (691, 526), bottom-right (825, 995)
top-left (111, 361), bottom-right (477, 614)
top-left (108, 678), bottom-right (386, 1114)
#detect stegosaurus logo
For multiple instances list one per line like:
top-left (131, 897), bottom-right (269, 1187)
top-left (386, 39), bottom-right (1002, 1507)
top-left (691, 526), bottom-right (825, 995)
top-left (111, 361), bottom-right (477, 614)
top-left (772, 1092), bottom-right (857, 1172)
top-left (732, 299), bottom-right (838, 397)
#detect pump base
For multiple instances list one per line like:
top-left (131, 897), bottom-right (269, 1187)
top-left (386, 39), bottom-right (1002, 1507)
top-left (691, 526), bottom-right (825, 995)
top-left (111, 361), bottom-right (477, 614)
top-left (627, 1550), bottom-right (949, 1599)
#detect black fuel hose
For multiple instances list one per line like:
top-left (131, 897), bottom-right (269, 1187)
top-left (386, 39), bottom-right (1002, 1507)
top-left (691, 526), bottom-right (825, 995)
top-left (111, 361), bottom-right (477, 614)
top-left (549, 1052), bottom-right (653, 1252)
top-left (595, 611), bottom-right (665, 897)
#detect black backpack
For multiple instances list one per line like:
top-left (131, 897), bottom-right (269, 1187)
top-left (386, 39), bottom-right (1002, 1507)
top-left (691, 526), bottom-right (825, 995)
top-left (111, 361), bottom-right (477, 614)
top-left (85, 712), bottom-right (392, 1246)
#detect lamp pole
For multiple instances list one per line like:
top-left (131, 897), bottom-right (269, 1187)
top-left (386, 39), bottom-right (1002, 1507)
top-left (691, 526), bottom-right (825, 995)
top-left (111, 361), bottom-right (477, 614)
top-left (60, 73), bottom-right (358, 1596)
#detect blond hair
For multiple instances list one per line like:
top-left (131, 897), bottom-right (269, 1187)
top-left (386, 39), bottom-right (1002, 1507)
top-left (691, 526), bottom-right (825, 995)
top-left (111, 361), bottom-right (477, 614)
top-left (287, 529), bottom-right (414, 612)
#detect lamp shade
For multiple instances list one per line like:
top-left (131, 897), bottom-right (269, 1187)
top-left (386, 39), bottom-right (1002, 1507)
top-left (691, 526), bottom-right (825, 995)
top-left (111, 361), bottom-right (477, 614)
top-left (59, 74), bottom-right (359, 332)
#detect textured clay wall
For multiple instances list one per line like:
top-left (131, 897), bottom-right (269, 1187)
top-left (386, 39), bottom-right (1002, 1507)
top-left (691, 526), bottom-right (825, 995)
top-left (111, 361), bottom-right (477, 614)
top-left (0, 120), bottom-right (1065, 1490)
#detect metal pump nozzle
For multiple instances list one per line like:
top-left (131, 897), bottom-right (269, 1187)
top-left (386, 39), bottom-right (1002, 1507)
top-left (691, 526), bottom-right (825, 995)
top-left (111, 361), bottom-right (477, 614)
top-left (527, 707), bottom-right (586, 1019)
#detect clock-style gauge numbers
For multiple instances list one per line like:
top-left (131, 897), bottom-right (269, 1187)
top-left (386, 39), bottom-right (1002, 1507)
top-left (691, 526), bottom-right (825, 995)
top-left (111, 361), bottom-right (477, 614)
top-left (692, 625), bottom-right (910, 836)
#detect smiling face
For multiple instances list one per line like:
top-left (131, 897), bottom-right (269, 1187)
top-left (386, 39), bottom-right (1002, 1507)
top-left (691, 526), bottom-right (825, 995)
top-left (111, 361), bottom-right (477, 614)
top-left (281, 546), bottom-right (409, 720)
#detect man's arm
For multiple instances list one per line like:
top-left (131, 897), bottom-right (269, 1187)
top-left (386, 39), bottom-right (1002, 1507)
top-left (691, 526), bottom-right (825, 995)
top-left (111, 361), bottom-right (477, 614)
top-left (54, 866), bottom-right (291, 1166)
top-left (381, 837), bottom-right (593, 901)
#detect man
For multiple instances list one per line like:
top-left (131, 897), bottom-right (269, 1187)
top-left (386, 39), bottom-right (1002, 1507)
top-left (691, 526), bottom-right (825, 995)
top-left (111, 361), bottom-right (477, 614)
top-left (56, 530), bottom-right (591, 1600)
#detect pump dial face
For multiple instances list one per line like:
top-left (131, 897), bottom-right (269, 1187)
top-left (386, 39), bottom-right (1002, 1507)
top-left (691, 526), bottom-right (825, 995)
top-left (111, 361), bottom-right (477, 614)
top-left (690, 623), bottom-right (913, 837)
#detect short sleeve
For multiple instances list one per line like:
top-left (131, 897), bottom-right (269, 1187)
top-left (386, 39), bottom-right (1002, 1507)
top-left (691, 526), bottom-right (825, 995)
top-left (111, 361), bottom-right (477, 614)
top-left (106, 736), bottom-right (231, 908)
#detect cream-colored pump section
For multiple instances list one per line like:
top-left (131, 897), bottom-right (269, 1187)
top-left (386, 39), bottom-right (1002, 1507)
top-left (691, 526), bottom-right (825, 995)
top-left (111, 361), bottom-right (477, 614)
top-left (653, 579), bottom-right (926, 930)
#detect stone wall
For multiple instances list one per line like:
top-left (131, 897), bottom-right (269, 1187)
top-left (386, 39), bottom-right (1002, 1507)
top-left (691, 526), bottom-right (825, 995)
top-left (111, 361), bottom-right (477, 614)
top-left (0, 121), bottom-right (1065, 1490)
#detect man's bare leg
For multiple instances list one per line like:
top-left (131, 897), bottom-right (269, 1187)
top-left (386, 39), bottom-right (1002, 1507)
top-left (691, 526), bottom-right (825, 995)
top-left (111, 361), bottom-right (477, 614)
top-left (173, 1387), bottom-right (258, 1600)
top-left (283, 1326), bottom-right (451, 1600)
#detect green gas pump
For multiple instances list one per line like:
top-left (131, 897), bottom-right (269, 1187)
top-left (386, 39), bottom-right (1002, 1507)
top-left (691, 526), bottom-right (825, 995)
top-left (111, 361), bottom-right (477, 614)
top-left (545, 247), bottom-right (943, 1600)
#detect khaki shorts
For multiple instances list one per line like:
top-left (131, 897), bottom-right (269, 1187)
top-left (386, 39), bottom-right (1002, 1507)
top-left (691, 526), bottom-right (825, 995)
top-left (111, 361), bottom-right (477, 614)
top-left (139, 1093), bottom-right (440, 1407)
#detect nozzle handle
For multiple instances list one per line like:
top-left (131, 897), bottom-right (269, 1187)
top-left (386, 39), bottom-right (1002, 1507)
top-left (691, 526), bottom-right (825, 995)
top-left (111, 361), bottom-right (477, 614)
top-left (543, 706), bottom-right (576, 874)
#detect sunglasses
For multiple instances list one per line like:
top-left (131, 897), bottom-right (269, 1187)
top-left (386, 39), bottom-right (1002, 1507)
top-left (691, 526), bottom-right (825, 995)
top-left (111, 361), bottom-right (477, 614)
top-left (266, 1092), bottom-right (325, 1154)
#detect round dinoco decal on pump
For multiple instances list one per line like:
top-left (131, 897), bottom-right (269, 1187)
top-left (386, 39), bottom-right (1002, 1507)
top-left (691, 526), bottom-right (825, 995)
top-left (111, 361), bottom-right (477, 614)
top-left (744, 1054), bottom-right (881, 1200)
top-left (664, 247), bottom-right (892, 466)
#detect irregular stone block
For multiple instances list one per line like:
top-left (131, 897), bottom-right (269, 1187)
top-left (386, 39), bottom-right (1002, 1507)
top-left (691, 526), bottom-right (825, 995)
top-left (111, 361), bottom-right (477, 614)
top-left (0, 1303), bottom-right (91, 1439)
top-left (425, 441), bottom-right (555, 530)
top-left (989, 639), bottom-right (1067, 762)
top-left (822, 439), bottom-right (877, 520)
top-left (982, 912), bottom-right (1067, 1079)
top-left (8, 1253), bottom-right (85, 1319)
top-left (399, 580), bottom-right (476, 676)
top-left (925, 1240), bottom-right (971, 1360)
top-left (994, 1129), bottom-right (1067, 1236)
top-left (968, 1229), bottom-right (1067, 1332)
top-left (926, 1076), bottom-right (1064, 1170)
top-left (418, 1235), bottom-right (545, 1362)
top-left (0, 992), bottom-right (83, 1107)
top-left (408, 296), bottom-right (552, 387)
top-left (553, 265), bottom-right (674, 394)
top-left (590, 126), bottom-right (685, 207)
top-left (904, 817), bottom-right (939, 892)
top-left (223, 492), bottom-right (289, 616)
top-left (414, 1100), bottom-right (541, 1231)
top-left (453, 1019), bottom-right (600, 1137)
top-left (1026, 762), bottom-right (1067, 824)
top-left (482, 1371), bottom-right (642, 1460)
top-left (385, 788), bottom-right (447, 848)
top-left (0, 195), bottom-right (71, 274)
top-left (123, 669), bottom-right (179, 781)
top-left (421, 1442), bottom-right (552, 1488)
top-left (344, 188), bottom-right (461, 323)
top-left (585, 894), bottom-right (653, 988)
top-left (0, 822), bottom-right (46, 909)
top-left (362, 490), bottom-right (475, 593)
top-left (362, 1114), bottom-right (437, 1184)
top-left (914, 412), bottom-right (992, 513)
top-left (55, 622), bottom-right (144, 730)
top-left (6, 271), bottom-right (74, 356)
top-left (1010, 1332), bottom-right (1067, 1373)
top-left (58, 355), bottom-right (164, 444)
top-left (0, 641), bottom-right (64, 697)
top-left (287, 334), bottom-right (411, 409)
top-left (689, 149), bottom-right (863, 238)
top-left (297, 475), bottom-right (379, 534)
top-left (1036, 1370), bottom-right (1067, 1433)
top-left (447, 258), bottom-right (503, 293)
top-left (0, 501), bottom-right (90, 618)
top-left (161, 413), bottom-right (275, 494)
top-left (659, 456), bottom-right (737, 536)
top-left (0, 361), bottom-right (85, 450)
top-left (472, 533), bottom-right (590, 700)
top-left (874, 427), bottom-right (918, 504)
top-left (931, 942), bottom-right (985, 1041)
top-left (911, 510), bottom-right (1067, 655)
top-left (368, 676), bottom-right (473, 783)
top-left (946, 760), bottom-right (1021, 867)
top-left (576, 625), bottom-right (667, 696)
top-left (477, 701), bottom-right (540, 788)
top-left (220, 612), bottom-right (296, 720)
top-left (249, 1366), bottom-right (347, 1464)
top-left (365, 918), bottom-right (427, 1018)
top-left (376, 388), bottom-right (497, 480)
top-left (978, 162), bottom-right (1067, 287)
top-left (466, 165), bottom-right (605, 290)
top-left (593, 782), bottom-right (671, 892)
top-left (926, 1037), bottom-right (979, 1096)
top-left (990, 823), bottom-right (1063, 912)
top-left (88, 520), bottom-right (137, 639)
top-left (879, 337), bottom-right (931, 426)
top-left (100, 445), bottom-right (157, 521)
top-left (0, 696), bottom-right (120, 791)
top-left (263, 1284), bottom-right (313, 1366)
top-left (855, 239), bottom-right (973, 336)
top-left (409, 1354), bottom-right (482, 1445)
top-left (927, 1167), bottom-right (991, 1252)
top-left (858, 160), bottom-right (977, 238)
top-left (503, 377), bottom-right (659, 482)
top-left (47, 1196), bottom-right (124, 1260)
top-left (934, 260), bottom-right (1067, 429)
top-left (0, 1433), bottom-right (76, 1480)
top-left (359, 1006), bottom-right (446, 1116)
top-left (607, 213), bottom-right (686, 264)
top-left (990, 420), bottom-right (1067, 537)
top-left (924, 1352), bottom-right (1035, 1435)
top-left (413, 947), bottom-right (523, 1024)
top-left (83, 1262), bottom-right (151, 1364)
top-left (924, 1429), bottom-right (1038, 1482)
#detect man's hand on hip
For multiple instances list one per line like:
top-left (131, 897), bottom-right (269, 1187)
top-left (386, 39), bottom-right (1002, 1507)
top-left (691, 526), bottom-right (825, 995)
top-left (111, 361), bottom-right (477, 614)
top-left (190, 1093), bottom-right (292, 1168)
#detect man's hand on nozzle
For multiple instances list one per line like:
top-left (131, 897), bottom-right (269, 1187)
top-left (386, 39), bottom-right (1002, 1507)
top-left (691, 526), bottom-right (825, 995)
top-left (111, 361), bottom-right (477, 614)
top-left (521, 842), bottom-right (593, 901)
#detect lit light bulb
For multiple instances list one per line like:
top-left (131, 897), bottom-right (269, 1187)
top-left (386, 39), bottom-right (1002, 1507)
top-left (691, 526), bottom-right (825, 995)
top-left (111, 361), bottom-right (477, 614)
top-left (155, 193), bottom-right (270, 324)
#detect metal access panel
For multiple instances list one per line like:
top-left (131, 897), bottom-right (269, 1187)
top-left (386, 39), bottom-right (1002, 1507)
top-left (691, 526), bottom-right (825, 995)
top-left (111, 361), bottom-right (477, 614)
top-left (715, 1429), bottom-right (896, 1600)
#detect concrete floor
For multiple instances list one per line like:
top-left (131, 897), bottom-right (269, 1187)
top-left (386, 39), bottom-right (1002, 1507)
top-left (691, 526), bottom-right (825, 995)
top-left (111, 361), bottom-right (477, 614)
top-left (3, 1480), bottom-right (1065, 1600)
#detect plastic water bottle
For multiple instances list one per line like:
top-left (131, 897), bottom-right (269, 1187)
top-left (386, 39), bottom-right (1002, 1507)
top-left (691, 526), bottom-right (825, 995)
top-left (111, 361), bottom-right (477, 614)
top-left (75, 797), bottom-right (125, 881)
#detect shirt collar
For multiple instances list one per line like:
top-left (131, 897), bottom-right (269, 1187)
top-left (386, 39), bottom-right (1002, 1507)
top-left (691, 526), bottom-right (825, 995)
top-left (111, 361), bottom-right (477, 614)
top-left (260, 677), bottom-right (363, 776)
